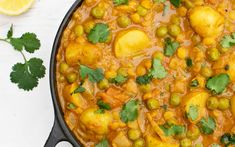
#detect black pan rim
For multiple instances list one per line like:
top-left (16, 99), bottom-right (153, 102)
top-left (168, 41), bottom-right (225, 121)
top-left (49, 0), bottom-right (83, 146)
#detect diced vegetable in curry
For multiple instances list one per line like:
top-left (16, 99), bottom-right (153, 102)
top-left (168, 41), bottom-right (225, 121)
top-left (56, 0), bottom-right (235, 146)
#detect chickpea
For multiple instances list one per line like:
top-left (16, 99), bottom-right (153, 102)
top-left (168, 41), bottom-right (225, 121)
top-left (59, 62), bottom-right (69, 74)
top-left (146, 98), bottom-right (159, 110)
top-left (155, 26), bottom-right (168, 37)
top-left (186, 125), bottom-right (200, 140)
top-left (143, 92), bottom-right (152, 100)
top-left (136, 66), bottom-right (147, 76)
top-left (177, 6), bottom-right (187, 17)
top-left (131, 13), bottom-right (141, 24)
top-left (207, 48), bottom-right (220, 61)
top-left (134, 138), bottom-right (145, 147)
top-left (207, 97), bottom-right (219, 110)
top-left (137, 5), bottom-right (148, 16)
top-left (168, 24), bottom-right (181, 37)
top-left (201, 66), bottom-right (213, 78)
top-left (180, 138), bottom-right (192, 147)
top-left (91, 6), bottom-right (105, 19)
top-left (218, 98), bottom-right (230, 110)
top-left (98, 79), bottom-right (109, 90)
top-left (177, 47), bottom-right (187, 59)
top-left (83, 21), bottom-right (95, 33)
top-left (128, 129), bottom-right (141, 140)
top-left (66, 72), bottom-right (77, 83)
top-left (153, 51), bottom-right (164, 60)
top-left (117, 16), bottom-right (131, 28)
top-left (74, 25), bottom-right (84, 37)
top-left (170, 93), bottom-right (181, 106)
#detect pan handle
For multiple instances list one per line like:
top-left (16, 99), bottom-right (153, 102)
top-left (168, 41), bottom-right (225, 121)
top-left (44, 116), bottom-right (68, 147)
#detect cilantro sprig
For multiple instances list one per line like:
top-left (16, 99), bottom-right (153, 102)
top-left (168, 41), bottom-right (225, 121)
top-left (220, 133), bottom-right (235, 147)
top-left (220, 33), bottom-right (235, 48)
top-left (0, 25), bottom-right (45, 91)
top-left (164, 37), bottom-right (180, 57)
top-left (159, 123), bottom-right (185, 136)
top-left (197, 116), bottom-right (216, 135)
top-left (206, 73), bottom-right (230, 94)
top-left (120, 99), bottom-right (139, 123)
top-left (87, 23), bottom-right (110, 44)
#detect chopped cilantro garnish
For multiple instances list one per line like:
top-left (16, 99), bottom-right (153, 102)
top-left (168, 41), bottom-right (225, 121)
top-left (113, 0), bottom-right (128, 5)
top-left (120, 99), bottom-right (139, 123)
top-left (187, 105), bottom-right (199, 121)
top-left (197, 116), bottom-right (216, 135)
top-left (87, 23), bottom-right (110, 44)
top-left (170, 0), bottom-right (181, 7)
top-left (71, 86), bottom-right (86, 94)
top-left (136, 58), bottom-right (167, 85)
top-left (110, 74), bottom-right (128, 85)
top-left (190, 79), bottom-right (199, 87)
top-left (160, 123), bottom-right (185, 136)
top-left (95, 139), bottom-right (109, 147)
top-left (164, 38), bottom-right (180, 57)
top-left (220, 33), bottom-right (235, 48)
top-left (220, 133), bottom-right (235, 147)
top-left (97, 99), bottom-right (111, 111)
top-left (206, 73), bottom-right (230, 94)
top-left (79, 65), bottom-right (104, 83)
top-left (67, 103), bottom-right (77, 110)
top-left (186, 57), bottom-right (193, 67)
top-left (0, 25), bottom-right (45, 91)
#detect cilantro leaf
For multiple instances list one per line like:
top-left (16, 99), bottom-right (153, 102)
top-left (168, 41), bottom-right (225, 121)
top-left (10, 33), bottom-right (40, 53)
top-left (220, 133), bottom-right (235, 147)
top-left (150, 58), bottom-right (167, 79)
top-left (170, 0), bottom-right (181, 7)
top-left (163, 4), bottom-right (170, 16)
top-left (186, 57), bottom-right (193, 67)
top-left (67, 103), bottom-right (77, 110)
top-left (7, 25), bottom-right (13, 39)
top-left (190, 79), bottom-right (199, 87)
top-left (97, 99), bottom-right (111, 110)
top-left (187, 105), bottom-right (198, 121)
top-left (120, 99), bottom-right (139, 123)
top-left (95, 139), bottom-right (109, 147)
top-left (79, 65), bottom-right (104, 83)
top-left (206, 73), bottom-right (230, 94)
top-left (197, 116), bottom-right (216, 135)
top-left (164, 38), bottom-right (180, 57)
top-left (160, 124), bottom-right (185, 136)
top-left (72, 86), bottom-right (86, 94)
top-left (87, 23), bottom-right (110, 44)
top-left (110, 74), bottom-right (128, 85)
top-left (136, 74), bottom-right (152, 85)
top-left (10, 58), bottom-right (46, 91)
top-left (220, 33), bottom-right (235, 48)
top-left (113, 0), bottom-right (128, 5)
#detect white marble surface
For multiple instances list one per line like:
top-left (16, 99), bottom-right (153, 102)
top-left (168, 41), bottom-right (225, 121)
top-left (0, 0), bottom-right (77, 146)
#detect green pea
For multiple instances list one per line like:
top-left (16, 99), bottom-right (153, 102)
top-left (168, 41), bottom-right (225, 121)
top-left (66, 72), bottom-right (77, 83)
top-left (168, 24), bottom-right (181, 37)
top-left (134, 138), bottom-right (145, 147)
top-left (117, 16), bottom-right (131, 28)
top-left (180, 138), bottom-right (192, 147)
top-left (137, 5), bottom-right (148, 16)
top-left (170, 93), bottom-right (181, 106)
top-left (139, 84), bottom-right (151, 93)
top-left (218, 98), bottom-right (230, 110)
top-left (192, 34), bottom-right (201, 45)
top-left (186, 126), bottom-right (200, 140)
top-left (98, 79), bottom-right (109, 90)
top-left (147, 98), bottom-right (159, 110)
top-left (128, 129), bottom-right (141, 140)
top-left (155, 26), bottom-right (168, 37)
top-left (206, 97), bottom-right (219, 110)
top-left (208, 48), bottom-right (220, 61)
top-left (201, 66), bottom-right (213, 78)
top-left (59, 62), bottom-right (69, 74)
top-left (74, 25), bottom-right (84, 37)
top-left (91, 6), bottom-right (105, 19)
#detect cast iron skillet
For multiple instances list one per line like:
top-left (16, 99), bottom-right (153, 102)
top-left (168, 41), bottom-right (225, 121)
top-left (44, 0), bottom-right (83, 146)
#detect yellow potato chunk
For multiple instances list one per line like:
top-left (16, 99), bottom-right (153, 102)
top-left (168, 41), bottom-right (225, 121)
top-left (65, 42), bottom-right (102, 66)
top-left (213, 52), bottom-right (235, 82)
top-left (189, 6), bottom-right (224, 38)
top-left (146, 135), bottom-right (179, 147)
top-left (80, 107), bottom-right (112, 135)
top-left (182, 90), bottom-right (209, 123)
top-left (114, 29), bottom-right (150, 58)
top-left (63, 83), bottom-right (87, 111)
top-left (231, 96), bottom-right (235, 117)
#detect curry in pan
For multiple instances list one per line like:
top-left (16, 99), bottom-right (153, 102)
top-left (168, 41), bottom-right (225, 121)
top-left (56, 0), bottom-right (235, 146)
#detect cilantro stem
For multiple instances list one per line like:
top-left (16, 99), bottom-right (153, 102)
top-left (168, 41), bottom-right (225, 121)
top-left (20, 51), bottom-right (27, 63)
top-left (0, 38), bottom-right (8, 43)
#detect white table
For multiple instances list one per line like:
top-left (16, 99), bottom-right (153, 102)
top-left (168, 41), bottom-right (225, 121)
top-left (0, 0), bottom-right (76, 146)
